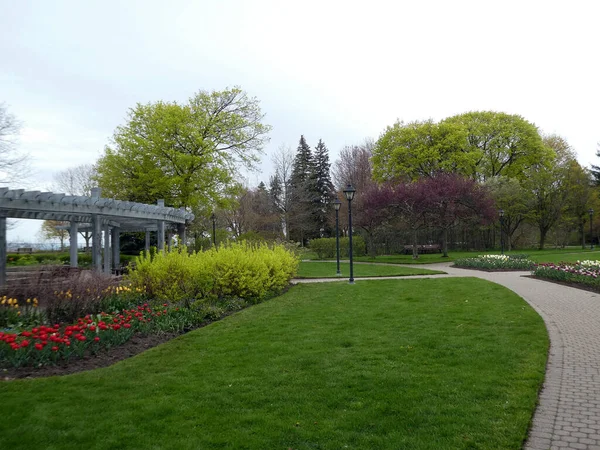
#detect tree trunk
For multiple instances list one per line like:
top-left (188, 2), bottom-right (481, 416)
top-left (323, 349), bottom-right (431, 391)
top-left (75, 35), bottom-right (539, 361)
top-left (539, 227), bottom-right (548, 250)
top-left (368, 229), bottom-right (376, 258)
top-left (442, 227), bottom-right (449, 257)
top-left (581, 221), bottom-right (585, 249)
top-left (412, 228), bottom-right (419, 259)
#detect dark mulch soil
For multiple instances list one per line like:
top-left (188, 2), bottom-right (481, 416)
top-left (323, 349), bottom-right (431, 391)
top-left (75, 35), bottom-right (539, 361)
top-left (1, 331), bottom-right (187, 381)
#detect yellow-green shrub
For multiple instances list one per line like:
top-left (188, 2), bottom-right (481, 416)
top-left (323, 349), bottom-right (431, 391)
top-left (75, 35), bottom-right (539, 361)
top-left (127, 242), bottom-right (298, 302)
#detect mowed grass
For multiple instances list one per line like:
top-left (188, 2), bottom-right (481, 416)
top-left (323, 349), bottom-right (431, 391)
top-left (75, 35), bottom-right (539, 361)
top-left (296, 261), bottom-right (445, 278)
top-left (348, 248), bottom-right (600, 265)
top-left (0, 278), bottom-right (548, 450)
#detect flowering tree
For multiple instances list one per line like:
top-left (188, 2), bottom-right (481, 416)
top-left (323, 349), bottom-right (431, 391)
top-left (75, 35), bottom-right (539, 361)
top-left (420, 174), bottom-right (496, 256)
top-left (359, 175), bottom-right (495, 258)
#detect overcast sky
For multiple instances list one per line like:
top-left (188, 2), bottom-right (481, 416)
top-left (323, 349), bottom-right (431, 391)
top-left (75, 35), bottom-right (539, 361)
top-left (2, 0), bottom-right (599, 242)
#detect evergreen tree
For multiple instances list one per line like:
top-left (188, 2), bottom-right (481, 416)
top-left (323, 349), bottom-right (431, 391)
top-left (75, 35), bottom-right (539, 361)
top-left (288, 135), bottom-right (318, 244)
top-left (313, 139), bottom-right (335, 236)
top-left (590, 144), bottom-right (600, 186)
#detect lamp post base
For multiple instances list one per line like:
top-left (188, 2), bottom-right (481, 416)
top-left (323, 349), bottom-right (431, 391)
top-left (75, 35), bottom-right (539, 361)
top-left (336, 272), bottom-right (342, 277)
top-left (349, 280), bottom-right (355, 285)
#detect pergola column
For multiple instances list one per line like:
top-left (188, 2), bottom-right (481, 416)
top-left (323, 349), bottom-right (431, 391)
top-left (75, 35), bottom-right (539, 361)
top-left (90, 188), bottom-right (102, 271)
top-left (111, 226), bottom-right (120, 269)
top-left (103, 223), bottom-right (111, 274)
top-left (69, 221), bottom-right (78, 267)
top-left (177, 223), bottom-right (186, 248)
top-left (167, 229), bottom-right (172, 251)
top-left (91, 214), bottom-right (102, 271)
top-left (157, 199), bottom-right (165, 252)
top-left (145, 230), bottom-right (151, 252)
top-left (0, 214), bottom-right (6, 286)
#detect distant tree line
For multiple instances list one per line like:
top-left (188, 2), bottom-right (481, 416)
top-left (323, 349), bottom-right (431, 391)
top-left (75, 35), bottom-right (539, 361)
top-left (6, 92), bottom-right (598, 255)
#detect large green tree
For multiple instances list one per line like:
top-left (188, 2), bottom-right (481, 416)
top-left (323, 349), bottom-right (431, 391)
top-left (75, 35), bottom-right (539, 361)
top-left (442, 111), bottom-right (548, 181)
top-left (95, 87), bottom-right (271, 210)
top-left (372, 111), bottom-right (550, 183)
top-left (485, 176), bottom-right (532, 251)
top-left (524, 134), bottom-right (577, 249)
top-left (372, 119), bottom-right (470, 181)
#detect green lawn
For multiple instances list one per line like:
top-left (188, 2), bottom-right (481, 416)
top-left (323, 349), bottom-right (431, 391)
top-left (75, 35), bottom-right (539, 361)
top-left (0, 278), bottom-right (547, 449)
top-left (347, 248), bottom-right (600, 265)
top-left (527, 249), bottom-right (600, 264)
top-left (296, 261), bottom-right (445, 278)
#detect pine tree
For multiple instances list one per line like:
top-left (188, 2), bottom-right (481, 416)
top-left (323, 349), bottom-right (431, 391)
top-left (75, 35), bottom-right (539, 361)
top-left (591, 145), bottom-right (600, 186)
top-left (313, 139), bottom-right (335, 236)
top-left (288, 135), bottom-right (319, 244)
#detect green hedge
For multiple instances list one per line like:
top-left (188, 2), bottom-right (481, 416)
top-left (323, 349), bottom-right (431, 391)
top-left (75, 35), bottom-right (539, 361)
top-left (309, 236), bottom-right (366, 259)
top-left (127, 242), bottom-right (299, 303)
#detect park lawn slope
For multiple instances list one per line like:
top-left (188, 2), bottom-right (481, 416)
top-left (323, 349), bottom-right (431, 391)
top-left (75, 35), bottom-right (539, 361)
top-left (296, 261), bottom-right (445, 278)
top-left (0, 278), bottom-right (547, 450)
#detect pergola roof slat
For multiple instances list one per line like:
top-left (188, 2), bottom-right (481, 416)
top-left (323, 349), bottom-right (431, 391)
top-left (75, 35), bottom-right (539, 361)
top-left (0, 187), bottom-right (194, 229)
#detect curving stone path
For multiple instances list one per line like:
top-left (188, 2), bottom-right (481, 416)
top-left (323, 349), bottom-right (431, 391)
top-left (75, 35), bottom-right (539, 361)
top-left (293, 262), bottom-right (600, 450)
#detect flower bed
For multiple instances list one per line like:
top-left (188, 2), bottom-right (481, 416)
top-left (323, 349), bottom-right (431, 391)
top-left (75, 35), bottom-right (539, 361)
top-left (0, 243), bottom-right (298, 372)
top-left (453, 254), bottom-right (536, 271)
top-left (0, 300), bottom-right (214, 369)
top-left (532, 261), bottom-right (600, 291)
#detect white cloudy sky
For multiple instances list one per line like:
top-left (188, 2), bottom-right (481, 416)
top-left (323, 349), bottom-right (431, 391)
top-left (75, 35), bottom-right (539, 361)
top-left (2, 0), bottom-right (599, 241)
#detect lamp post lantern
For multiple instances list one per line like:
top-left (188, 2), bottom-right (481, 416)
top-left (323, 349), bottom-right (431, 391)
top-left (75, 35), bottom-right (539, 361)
top-left (211, 212), bottom-right (216, 247)
top-left (499, 209), bottom-right (505, 255)
top-left (343, 184), bottom-right (356, 284)
top-left (334, 198), bottom-right (342, 276)
top-left (589, 208), bottom-right (594, 250)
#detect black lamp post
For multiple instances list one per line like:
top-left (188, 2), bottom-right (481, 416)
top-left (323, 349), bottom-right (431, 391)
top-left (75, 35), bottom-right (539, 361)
top-left (499, 209), bottom-right (505, 255)
top-left (211, 212), bottom-right (216, 247)
top-left (343, 184), bottom-right (356, 284)
top-left (589, 208), bottom-right (594, 250)
top-left (334, 198), bottom-right (342, 276)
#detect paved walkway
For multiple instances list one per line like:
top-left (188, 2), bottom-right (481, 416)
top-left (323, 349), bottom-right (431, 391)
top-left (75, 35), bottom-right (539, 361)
top-left (293, 263), bottom-right (600, 450)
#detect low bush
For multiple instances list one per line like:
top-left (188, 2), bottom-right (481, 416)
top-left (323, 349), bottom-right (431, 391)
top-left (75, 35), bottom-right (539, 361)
top-left (454, 254), bottom-right (536, 271)
top-left (127, 241), bottom-right (298, 303)
top-left (309, 236), bottom-right (366, 259)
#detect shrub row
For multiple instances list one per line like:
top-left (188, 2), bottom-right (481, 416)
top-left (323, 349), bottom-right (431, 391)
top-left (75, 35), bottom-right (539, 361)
top-left (6, 252), bottom-right (137, 267)
top-left (309, 236), bottom-right (366, 259)
top-left (127, 241), bottom-right (298, 303)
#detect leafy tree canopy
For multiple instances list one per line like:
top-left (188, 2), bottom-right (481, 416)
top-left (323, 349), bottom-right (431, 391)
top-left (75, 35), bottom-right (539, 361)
top-left (95, 87), bottom-right (271, 210)
top-left (372, 111), bottom-right (550, 183)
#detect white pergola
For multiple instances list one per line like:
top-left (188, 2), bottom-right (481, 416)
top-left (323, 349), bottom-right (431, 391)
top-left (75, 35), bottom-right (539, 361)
top-left (0, 187), bottom-right (195, 285)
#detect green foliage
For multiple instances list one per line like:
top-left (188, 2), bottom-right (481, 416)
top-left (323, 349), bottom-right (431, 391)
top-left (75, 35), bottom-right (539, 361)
top-left (454, 254), bottom-right (536, 270)
top-left (372, 119), bottom-right (471, 180)
top-left (373, 111), bottom-right (550, 183)
top-left (95, 87), bottom-right (271, 210)
top-left (309, 236), bottom-right (366, 259)
top-left (127, 242), bottom-right (298, 303)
